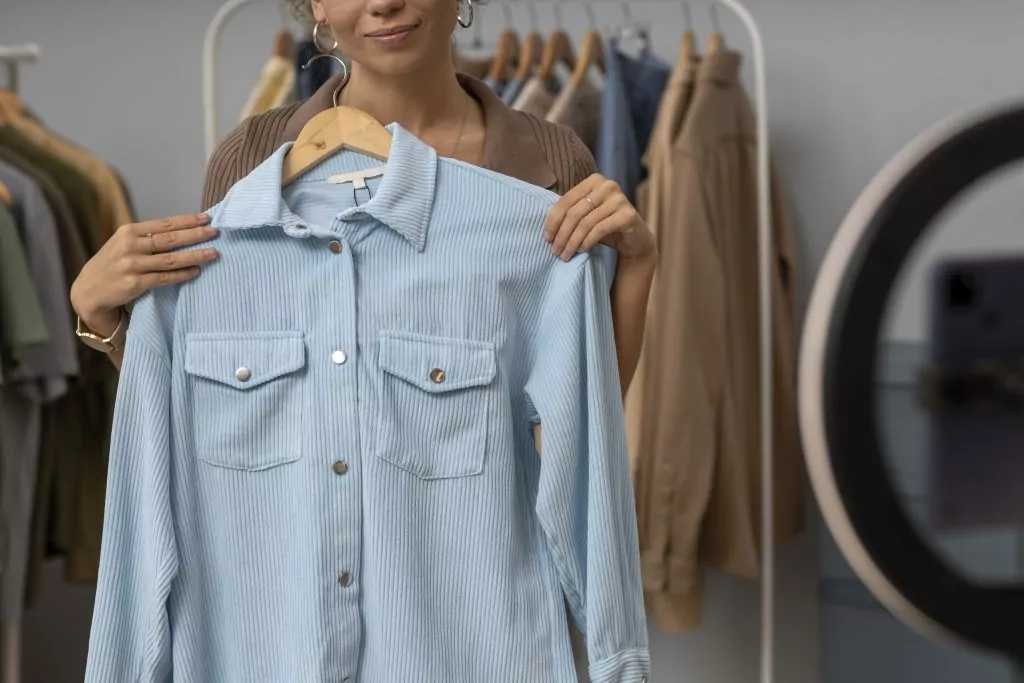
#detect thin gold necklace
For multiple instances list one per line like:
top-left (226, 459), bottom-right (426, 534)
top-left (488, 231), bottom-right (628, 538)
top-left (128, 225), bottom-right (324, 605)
top-left (448, 94), bottom-right (471, 159)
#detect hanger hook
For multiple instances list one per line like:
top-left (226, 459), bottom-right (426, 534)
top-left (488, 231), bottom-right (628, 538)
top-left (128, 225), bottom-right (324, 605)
top-left (526, 0), bottom-right (539, 32)
top-left (621, 0), bottom-right (633, 26)
top-left (583, 0), bottom-right (597, 29)
top-left (681, 1), bottom-right (692, 31)
top-left (275, 0), bottom-right (289, 29)
top-left (552, 0), bottom-right (563, 29)
top-left (709, 3), bottom-right (720, 32)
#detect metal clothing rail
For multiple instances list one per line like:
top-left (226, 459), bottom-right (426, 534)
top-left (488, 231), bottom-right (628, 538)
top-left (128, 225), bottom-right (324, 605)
top-left (201, 3), bottom-right (773, 682)
top-left (0, 43), bottom-right (40, 94)
top-left (203, 0), bottom-right (264, 158)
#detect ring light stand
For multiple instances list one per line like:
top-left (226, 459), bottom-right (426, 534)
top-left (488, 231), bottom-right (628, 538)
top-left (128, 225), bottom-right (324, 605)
top-left (800, 102), bottom-right (1024, 665)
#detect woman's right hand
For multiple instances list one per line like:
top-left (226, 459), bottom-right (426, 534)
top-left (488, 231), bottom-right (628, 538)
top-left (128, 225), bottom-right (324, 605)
top-left (70, 213), bottom-right (219, 336)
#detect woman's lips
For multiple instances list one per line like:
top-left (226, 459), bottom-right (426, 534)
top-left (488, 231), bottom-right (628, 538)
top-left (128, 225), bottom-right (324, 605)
top-left (367, 24), bottom-right (418, 44)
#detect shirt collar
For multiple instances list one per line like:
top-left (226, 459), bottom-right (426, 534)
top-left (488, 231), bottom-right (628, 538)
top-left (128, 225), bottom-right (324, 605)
top-left (212, 123), bottom-right (438, 252)
top-left (276, 72), bottom-right (558, 190)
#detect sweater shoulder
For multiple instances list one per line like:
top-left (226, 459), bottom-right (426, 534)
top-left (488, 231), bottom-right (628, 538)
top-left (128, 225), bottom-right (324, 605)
top-left (201, 102), bottom-right (304, 210)
top-left (514, 110), bottom-right (597, 195)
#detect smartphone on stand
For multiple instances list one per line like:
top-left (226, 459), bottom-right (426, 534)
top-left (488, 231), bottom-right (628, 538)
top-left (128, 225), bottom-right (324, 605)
top-left (925, 256), bottom-right (1024, 530)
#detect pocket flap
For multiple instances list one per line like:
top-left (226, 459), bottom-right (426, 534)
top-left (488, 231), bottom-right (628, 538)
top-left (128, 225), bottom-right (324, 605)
top-left (185, 331), bottom-right (306, 390)
top-left (378, 331), bottom-right (496, 393)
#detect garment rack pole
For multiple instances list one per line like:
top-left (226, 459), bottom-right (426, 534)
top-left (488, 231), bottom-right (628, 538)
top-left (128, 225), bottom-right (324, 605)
top-left (200, 3), bottom-right (774, 682)
top-left (0, 43), bottom-right (41, 95)
top-left (705, 7), bottom-right (774, 683)
top-left (204, 0), bottom-right (264, 159)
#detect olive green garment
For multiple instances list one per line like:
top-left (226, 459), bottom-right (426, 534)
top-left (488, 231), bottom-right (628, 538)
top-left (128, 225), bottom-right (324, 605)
top-left (0, 203), bottom-right (49, 369)
top-left (0, 125), bottom-right (100, 254)
top-left (0, 133), bottom-right (116, 593)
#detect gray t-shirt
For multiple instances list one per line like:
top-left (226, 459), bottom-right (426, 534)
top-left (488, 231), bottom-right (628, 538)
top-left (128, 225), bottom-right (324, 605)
top-left (0, 160), bottom-right (80, 400)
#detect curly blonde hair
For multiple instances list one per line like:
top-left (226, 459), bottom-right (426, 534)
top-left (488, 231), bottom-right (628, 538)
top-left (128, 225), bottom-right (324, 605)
top-left (285, 0), bottom-right (315, 28)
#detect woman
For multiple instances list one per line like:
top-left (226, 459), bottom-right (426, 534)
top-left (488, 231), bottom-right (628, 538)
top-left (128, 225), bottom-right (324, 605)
top-left (70, 0), bottom-right (656, 391)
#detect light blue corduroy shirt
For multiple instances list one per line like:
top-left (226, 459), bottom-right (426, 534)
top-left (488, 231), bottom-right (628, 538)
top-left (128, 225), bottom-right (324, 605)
top-left (86, 124), bottom-right (649, 683)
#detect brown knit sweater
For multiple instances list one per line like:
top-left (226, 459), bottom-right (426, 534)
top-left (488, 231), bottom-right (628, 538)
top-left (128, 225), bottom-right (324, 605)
top-left (201, 77), bottom-right (596, 210)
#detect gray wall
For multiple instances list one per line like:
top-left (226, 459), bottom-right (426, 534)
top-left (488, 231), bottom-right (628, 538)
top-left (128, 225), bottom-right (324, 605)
top-left (4, 1), bottom-right (1024, 682)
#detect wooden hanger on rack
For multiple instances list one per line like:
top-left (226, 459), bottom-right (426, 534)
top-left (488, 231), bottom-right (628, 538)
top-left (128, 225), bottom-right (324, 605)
top-left (0, 180), bottom-right (12, 207)
top-left (274, 29), bottom-right (295, 59)
top-left (707, 31), bottom-right (725, 54)
top-left (487, 29), bottom-right (520, 84)
top-left (282, 82), bottom-right (392, 184)
top-left (570, 30), bottom-right (604, 87)
top-left (680, 30), bottom-right (695, 62)
top-left (706, 3), bottom-right (725, 54)
top-left (513, 32), bottom-right (543, 82)
top-left (678, 2), bottom-right (696, 63)
top-left (0, 90), bottom-right (25, 121)
top-left (537, 29), bottom-right (575, 82)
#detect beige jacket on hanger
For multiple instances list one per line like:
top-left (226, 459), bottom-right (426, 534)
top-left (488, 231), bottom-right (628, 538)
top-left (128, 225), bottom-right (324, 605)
top-left (240, 55), bottom-right (297, 122)
top-left (546, 76), bottom-right (601, 153)
top-left (636, 50), bottom-right (804, 634)
top-left (628, 53), bottom-right (701, 477)
top-left (512, 76), bottom-right (557, 118)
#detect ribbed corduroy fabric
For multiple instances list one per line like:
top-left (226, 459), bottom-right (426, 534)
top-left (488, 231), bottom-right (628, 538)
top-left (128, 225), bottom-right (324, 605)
top-left (87, 125), bottom-right (649, 683)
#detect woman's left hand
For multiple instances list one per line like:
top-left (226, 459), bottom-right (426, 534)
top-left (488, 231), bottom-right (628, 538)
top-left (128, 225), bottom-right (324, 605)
top-left (544, 173), bottom-right (656, 263)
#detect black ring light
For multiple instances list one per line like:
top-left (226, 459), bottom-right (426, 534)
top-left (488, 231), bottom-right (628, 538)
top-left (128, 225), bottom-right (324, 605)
top-left (805, 103), bottom-right (1024, 665)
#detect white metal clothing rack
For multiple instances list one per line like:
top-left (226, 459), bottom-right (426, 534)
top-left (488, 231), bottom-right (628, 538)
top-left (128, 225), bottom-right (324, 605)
top-left (0, 43), bottom-right (40, 94)
top-left (201, 2), bottom-right (773, 681)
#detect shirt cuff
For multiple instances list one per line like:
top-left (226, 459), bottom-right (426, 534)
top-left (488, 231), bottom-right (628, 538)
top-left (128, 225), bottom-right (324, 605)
top-left (589, 647), bottom-right (651, 683)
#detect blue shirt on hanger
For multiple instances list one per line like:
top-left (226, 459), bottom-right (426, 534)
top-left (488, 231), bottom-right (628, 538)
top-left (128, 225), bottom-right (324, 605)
top-left (502, 76), bottom-right (526, 105)
top-left (596, 40), bottom-right (670, 205)
top-left (482, 74), bottom-right (505, 97)
top-left (84, 124), bottom-right (649, 683)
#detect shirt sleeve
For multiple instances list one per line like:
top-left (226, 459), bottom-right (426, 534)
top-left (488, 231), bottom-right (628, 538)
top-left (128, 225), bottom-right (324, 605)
top-left (524, 257), bottom-right (650, 683)
top-left (85, 308), bottom-right (177, 683)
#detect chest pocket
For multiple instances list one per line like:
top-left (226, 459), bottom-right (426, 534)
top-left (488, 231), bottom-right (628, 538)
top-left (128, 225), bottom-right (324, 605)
top-left (184, 331), bottom-right (306, 471)
top-left (376, 331), bottom-right (497, 480)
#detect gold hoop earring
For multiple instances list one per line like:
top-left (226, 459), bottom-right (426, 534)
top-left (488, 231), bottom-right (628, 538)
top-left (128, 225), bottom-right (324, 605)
top-left (457, 0), bottom-right (474, 29)
top-left (312, 20), bottom-right (339, 54)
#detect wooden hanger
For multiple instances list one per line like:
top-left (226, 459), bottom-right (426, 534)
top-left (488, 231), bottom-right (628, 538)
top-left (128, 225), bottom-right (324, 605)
top-left (513, 32), bottom-right (543, 83)
top-left (680, 29), bottom-right (695, 65)
top-left (537, 29), bottom-right (576, 82)
top-left (707, 31), bottom-right (725, 54)
top-left (487, 29), bottom-right (520, 84)
top-left (0, 180), bottom-right (12, 207)
top-left (282, 104), bottom-right (392, 185)
top-left (0, 90), bottom-right (25, 122)
top-left (570, 30), bottom-right (604, 88)
top-left (274, 29), bottom-right (295, 59)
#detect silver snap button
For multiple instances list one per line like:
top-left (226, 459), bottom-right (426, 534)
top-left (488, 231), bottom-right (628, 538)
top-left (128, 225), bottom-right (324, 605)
top-left (328, 240), bottom-right (343, 254)
top-left (429, 368), bottom-right (446, 384)
top-left (332, 460), bottom-right (349, 476)
top-left (338, 571), bottom-right (352, 587)
top-left (235, 367), bottom-right (252, 382)
top-left (331, 350), bottom-right (348, 365)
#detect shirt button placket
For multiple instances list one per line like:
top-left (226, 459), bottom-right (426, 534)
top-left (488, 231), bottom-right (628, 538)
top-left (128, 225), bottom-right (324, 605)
top-left (325, 219), bottom-right (361, 670)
